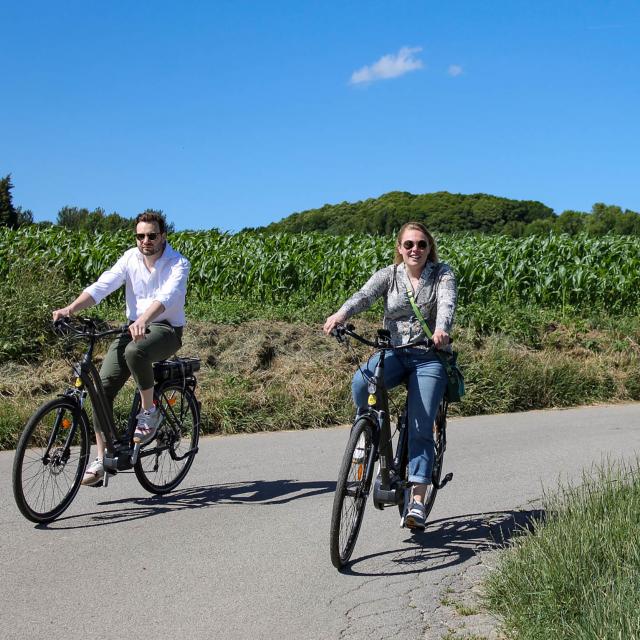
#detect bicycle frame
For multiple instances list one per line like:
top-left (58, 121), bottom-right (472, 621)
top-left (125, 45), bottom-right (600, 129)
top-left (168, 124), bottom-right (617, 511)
top-left (72, 337), bottom-right (119, 446)
top-left (12, 317), bottom-right (202, 524)
top-left (336, 324), bottom-right (451, 510)
top-left (60, 319), bottom-right (199, 480)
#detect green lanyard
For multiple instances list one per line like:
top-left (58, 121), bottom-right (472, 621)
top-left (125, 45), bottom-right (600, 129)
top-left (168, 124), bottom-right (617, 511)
top-left (405, 282), bottom-right (454, 375)
top-left (405, 283), bottom-right (433, 339)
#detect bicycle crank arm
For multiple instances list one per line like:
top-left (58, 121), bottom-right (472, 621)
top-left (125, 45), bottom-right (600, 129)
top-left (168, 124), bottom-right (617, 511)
top-left (129, 443), bottom-right (141, 465)
top-left (372, 473), bottom-right (403, 510)
top-left (434, 472), bottom-right (453, 490)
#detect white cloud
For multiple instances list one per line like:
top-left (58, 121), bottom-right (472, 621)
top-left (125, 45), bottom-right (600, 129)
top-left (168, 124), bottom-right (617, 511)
top-left (448, 64), bottom-right (463, 77)
top-left (349, 46), bottom-right (424, 85)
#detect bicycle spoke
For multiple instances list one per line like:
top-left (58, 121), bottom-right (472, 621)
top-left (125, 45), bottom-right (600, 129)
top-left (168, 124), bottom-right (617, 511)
top-left (134, 384), bottom-right (199, 494)
top-left (13, 399), bottom-right (89, 523)
top-left (330, 418), bottom-right (374, 568)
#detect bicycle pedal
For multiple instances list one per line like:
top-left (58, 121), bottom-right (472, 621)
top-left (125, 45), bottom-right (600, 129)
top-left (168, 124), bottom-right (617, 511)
top-left (102, 470), bottom-right (116, 488)
top-left (436, 472), bottom-right (454, 490)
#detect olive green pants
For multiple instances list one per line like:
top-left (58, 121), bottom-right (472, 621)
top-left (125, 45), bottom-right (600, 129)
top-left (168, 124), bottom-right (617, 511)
top-left (99, 322), bottom-right (183, 409)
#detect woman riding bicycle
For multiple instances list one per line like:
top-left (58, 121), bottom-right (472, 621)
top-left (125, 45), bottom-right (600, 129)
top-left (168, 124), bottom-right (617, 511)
top-left (323, 221), bottom-right (457, 530)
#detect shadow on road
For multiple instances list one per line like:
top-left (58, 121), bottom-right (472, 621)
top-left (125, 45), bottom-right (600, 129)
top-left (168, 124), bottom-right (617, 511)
top-left (340, 508), bottom-right (545, 577)
top-left (34, 478), bottom-right (336, 530)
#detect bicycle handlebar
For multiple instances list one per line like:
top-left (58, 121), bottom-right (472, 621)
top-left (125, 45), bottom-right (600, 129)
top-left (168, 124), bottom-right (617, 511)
top-left (53, 316), bottom-right (130, 339)
top-left (331, 323), bottom-right (441, 351)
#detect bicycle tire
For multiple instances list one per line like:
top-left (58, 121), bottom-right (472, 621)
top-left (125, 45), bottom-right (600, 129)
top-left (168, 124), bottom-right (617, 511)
top-left (12, 397), bottom-right (90, 523)
top-left (134, 384), bottom-right (200, 494)
top-left (329, 417), bottom-right (376, 569)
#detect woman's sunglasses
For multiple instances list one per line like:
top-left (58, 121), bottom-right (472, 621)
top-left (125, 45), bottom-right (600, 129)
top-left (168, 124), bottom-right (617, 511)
top-left (136, 233), bottom-right (160, 241)
top-left (401, 240), bottom-right (428, 250)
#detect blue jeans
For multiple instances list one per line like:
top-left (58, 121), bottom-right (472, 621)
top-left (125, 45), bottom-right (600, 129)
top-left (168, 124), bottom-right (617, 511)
top-left (351, 348), bottom-right (447, 485)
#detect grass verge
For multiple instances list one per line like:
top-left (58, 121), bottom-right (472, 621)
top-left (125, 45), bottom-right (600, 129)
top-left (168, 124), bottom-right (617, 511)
top-left (1, 315), bottom-right (639, 450)
top-left (485, 461), bottom-right (640, 639)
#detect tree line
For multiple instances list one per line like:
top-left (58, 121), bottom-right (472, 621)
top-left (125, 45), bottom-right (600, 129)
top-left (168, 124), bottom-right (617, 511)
top-left (0, 174), bottom-right (171, 233)
top-left (259, 190), bottom-right (640, 237)
top-left (3, 174), bottom-right (640, 236)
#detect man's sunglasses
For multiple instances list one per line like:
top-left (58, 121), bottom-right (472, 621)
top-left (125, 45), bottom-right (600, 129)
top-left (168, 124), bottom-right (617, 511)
top-left (135, 233), bottom-right (160, 241)
top-left (401, 240), bottom-right (428, 250)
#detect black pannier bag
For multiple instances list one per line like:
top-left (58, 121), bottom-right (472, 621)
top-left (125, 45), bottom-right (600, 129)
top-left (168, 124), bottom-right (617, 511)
top-left (153, 357), bottom-right (201, 382)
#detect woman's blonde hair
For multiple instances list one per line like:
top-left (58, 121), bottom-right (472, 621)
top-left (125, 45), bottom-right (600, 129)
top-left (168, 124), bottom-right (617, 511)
top-left (394, 221), bottom-right (438, 264)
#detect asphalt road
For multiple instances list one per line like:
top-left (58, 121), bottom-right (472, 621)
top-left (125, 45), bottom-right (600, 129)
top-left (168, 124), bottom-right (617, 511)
top-left (2, 403), bottom-right (640, 640)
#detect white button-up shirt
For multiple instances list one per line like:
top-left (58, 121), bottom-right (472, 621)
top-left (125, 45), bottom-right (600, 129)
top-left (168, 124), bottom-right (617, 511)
top-left (84, 242), bottom-right (190, 326)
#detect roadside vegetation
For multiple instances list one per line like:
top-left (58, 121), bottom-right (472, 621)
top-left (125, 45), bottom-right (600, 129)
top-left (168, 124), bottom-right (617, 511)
top-left (485, 461), bottom-right (640, 639)
top-left (1, 227), bottom-right (639, 450)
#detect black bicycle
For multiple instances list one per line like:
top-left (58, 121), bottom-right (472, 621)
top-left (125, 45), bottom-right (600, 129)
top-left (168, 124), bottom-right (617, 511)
top-left (329, 323), bottom-right (453, 568)
top-left (12, 317), bottom-right (201, 524)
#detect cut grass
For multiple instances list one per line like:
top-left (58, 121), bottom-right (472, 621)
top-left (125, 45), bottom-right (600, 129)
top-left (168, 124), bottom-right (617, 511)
top-left (485, 461), bottom-right (640, 639)
top-left (1, 316), bottom-right (640, 450)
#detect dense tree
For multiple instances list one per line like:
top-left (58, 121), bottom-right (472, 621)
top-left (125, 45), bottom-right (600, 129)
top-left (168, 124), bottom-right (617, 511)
top-left (586, 203), bottom-right (640, 236)
top-left (260, 191), bottom-right (555, 235)
top-left (556, 210), bottom-right (587, 235)
top-left (258, 190), bottom-right (640, 237)
top-left (15, 206), bottom-right (34, 227)
top-left (0, 174), bottom-right (17, 228)
top-left (56, 206), bottom-right (174, 233)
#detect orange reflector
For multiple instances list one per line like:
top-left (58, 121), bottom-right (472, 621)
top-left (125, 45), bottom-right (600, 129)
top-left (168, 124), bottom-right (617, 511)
top-left (168, 397), bottom-right (177, 406)
top-left (61, 418), bottom-right (71, 429)
top-left (356, 463), bottom-right (363, 481)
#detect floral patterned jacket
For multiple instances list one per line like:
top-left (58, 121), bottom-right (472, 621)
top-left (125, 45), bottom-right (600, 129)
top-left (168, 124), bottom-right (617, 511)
top-left (337, 261), bottom-right (457, 348)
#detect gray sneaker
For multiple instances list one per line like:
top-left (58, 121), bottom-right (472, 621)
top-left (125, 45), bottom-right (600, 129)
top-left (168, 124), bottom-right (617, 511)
top-left (133, 408), bottom-right (162, 444)
top-left (405, 501), bottom-right (426, 530)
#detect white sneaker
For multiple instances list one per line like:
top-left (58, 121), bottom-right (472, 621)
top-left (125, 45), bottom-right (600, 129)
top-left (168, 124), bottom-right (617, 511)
top-left (81, 458), bottom-right (104, 486)
top-left (405, 501), bottom-right (426, 530)
top-left (133, 408), bottom-right (162, 444)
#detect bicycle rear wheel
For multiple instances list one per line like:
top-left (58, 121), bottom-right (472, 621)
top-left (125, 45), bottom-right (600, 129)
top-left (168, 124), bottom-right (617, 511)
top-left (12, 397), bottom-right (90, 523)
top-left (329, 417), bottom-right (376, 569)
top-left (134, 384), bottom-right (200, 494)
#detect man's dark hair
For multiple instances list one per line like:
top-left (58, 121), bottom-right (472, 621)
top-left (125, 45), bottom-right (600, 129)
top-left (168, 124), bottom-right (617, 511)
top-left (135, 211), bottom-right (167, 234)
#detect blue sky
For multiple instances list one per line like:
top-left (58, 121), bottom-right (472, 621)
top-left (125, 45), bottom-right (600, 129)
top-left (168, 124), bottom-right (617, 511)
top-left (2, 1), bottom-right (639, 231)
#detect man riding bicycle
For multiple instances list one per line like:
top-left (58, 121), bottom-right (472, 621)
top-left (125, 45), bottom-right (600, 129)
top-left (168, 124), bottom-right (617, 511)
top-left (52, 212), bottom-right (190, 486)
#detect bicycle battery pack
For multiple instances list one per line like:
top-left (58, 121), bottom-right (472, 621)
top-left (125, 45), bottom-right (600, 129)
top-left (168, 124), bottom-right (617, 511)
top-left (153, 357), bottom-right (201, 382)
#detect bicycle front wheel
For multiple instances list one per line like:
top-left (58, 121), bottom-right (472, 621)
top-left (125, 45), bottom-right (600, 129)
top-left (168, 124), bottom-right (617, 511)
top-left (12, 397), bottom-right (90, 523)
top-left (329, 417), bottom-right (376, 569)
top-left (134, 384), bottom-right (200, 494)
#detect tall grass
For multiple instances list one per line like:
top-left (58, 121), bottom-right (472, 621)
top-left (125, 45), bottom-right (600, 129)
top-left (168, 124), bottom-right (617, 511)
top-left (2, 227), bottom-right (640, 313)
top-left (486, 461), bottom-right (640, 639)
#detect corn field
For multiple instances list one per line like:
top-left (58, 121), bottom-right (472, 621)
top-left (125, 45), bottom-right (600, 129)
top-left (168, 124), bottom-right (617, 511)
top-left (2, 226), bottom-right (639, 312)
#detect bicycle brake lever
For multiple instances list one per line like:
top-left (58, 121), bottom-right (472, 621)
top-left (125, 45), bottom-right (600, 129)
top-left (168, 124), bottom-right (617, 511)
top-left (331, 326), bottom-right (347, 343)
